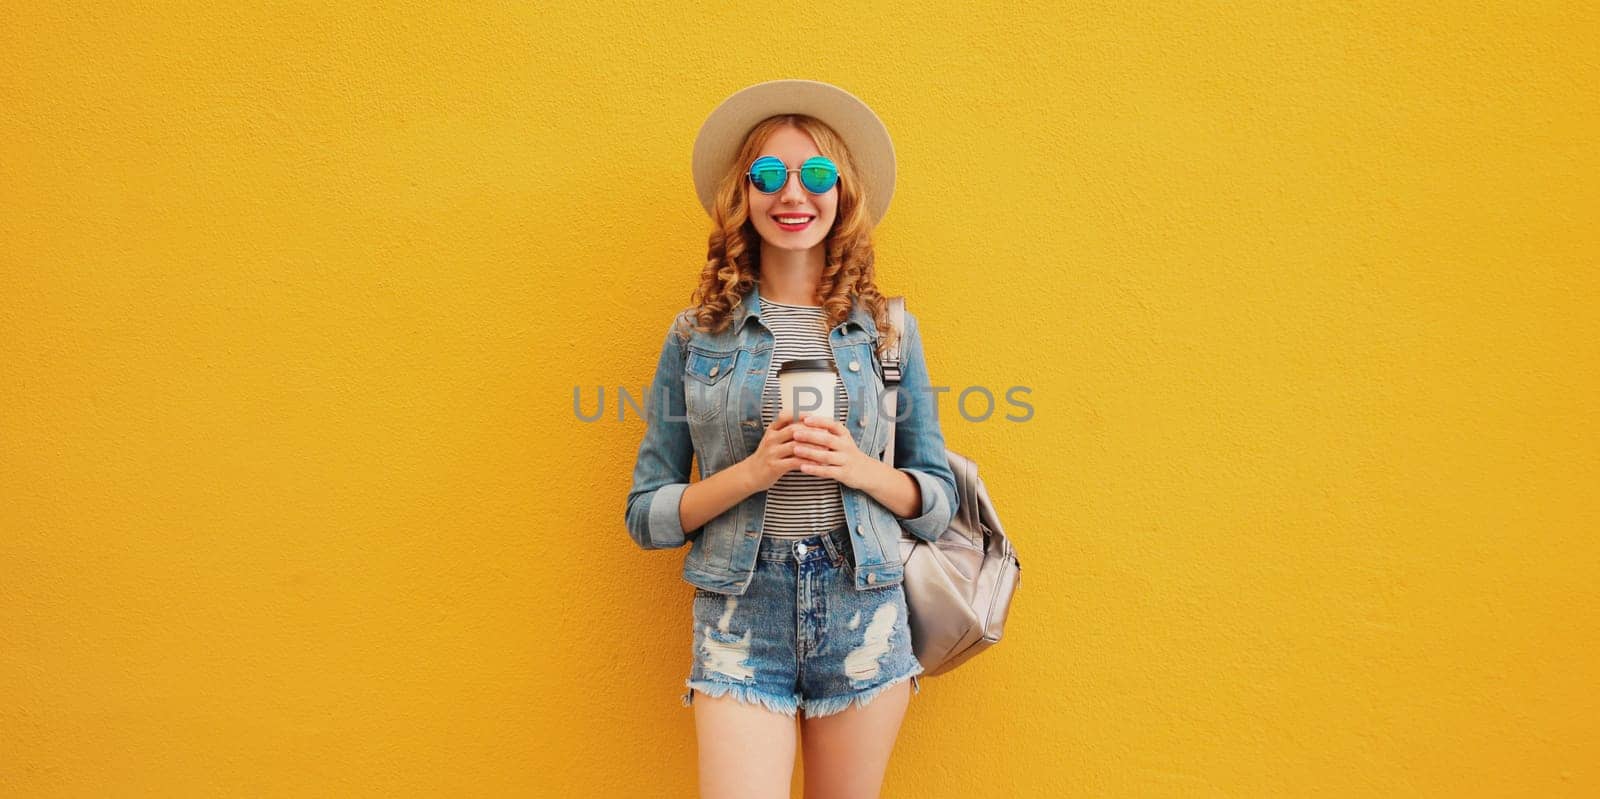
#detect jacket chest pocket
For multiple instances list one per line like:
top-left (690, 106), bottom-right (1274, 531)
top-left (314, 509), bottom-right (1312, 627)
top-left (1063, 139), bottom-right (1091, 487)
top-left (683, 347), bottom-right (739, 423)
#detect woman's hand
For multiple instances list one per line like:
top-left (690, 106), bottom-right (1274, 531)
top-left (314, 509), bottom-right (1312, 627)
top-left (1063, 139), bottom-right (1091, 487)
top-left (790, 412), bottom-right (873, 490)
top-left (740, 409), bottom-right (804, 493)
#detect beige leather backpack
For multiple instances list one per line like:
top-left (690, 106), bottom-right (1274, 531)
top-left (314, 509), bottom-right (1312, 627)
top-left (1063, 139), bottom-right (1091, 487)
top-left (879, 296), bottom-right (1022, 677)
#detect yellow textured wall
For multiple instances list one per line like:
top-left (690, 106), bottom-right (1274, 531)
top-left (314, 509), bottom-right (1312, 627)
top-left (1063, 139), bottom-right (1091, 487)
top-left (3, 2), bottom-right (1595, 796)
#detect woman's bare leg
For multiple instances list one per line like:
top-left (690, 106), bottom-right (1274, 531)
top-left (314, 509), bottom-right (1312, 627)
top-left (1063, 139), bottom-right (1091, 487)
top-left (798, 679), bottom-right (912, 799)
top-left (691, 688), bottom-right (798, 799)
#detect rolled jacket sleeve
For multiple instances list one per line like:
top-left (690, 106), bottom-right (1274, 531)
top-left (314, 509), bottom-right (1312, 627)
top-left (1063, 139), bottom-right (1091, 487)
top-left (889, 309), bottom-right (960, 542)
top-left (624, 311), bottom-right (698, 550)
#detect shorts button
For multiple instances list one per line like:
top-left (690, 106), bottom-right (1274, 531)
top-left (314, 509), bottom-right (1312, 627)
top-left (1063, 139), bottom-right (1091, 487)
top-left (867, 573), bottom-right (878, 584)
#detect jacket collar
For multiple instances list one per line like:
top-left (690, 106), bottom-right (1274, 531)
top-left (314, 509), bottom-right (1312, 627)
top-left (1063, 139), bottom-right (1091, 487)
top-left (732, 280), bottom-right (878, 339)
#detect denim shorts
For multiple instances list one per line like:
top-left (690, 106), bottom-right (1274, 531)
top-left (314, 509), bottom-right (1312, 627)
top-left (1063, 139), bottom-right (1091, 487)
top-left (680, 523), bottom-right (924, 719)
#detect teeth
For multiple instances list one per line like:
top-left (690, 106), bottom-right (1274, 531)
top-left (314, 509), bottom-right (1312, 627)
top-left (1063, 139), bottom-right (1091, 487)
top-left (776, 216), bottom-right (812, 223)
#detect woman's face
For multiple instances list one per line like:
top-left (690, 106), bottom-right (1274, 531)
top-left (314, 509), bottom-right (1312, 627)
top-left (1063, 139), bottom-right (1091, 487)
top-left (746, 125), bottom-right (839, 252)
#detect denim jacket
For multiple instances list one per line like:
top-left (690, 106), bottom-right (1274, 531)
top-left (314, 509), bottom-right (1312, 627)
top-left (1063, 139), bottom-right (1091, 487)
top-left (624, 280), bottom-right (959, 595)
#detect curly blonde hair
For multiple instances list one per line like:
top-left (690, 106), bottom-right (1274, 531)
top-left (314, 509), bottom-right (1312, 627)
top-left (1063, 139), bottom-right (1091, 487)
top-left (677, 114), bottom-right (901, 360)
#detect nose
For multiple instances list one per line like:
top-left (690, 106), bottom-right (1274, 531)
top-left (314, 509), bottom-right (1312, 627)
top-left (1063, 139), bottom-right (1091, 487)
top-left (778, 169), bottom-right (808, 205)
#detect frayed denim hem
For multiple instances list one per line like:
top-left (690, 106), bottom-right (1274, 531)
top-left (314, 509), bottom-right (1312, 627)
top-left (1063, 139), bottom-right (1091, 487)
top-left (682, 680), bottom-right (801, 718)
top-left (800, 666), bottom-right (924, 720)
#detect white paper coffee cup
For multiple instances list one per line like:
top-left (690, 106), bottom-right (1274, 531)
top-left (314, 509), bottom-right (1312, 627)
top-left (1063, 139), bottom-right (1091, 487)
top-left (777, 358), bottom-right (838, 422)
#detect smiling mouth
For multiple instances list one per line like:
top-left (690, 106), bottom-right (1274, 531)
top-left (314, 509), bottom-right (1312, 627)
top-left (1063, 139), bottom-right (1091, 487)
top-left (773, 215), bottom-right (815, 230)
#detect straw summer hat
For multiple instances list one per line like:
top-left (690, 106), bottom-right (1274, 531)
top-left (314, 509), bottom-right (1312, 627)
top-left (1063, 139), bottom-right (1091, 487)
top-left (691, 79), bottom-right (897, 227)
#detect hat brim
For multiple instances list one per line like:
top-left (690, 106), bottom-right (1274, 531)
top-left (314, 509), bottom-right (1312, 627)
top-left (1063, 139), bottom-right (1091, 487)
top-left (692, 79), bottom-right (896, 227)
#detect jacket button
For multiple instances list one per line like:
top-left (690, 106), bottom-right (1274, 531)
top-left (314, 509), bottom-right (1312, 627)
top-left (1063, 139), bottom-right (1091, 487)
top-left (867, 573), bottom-right (878, 584)
top-left (857, 415), bottom-right (866, 426)
top-left (856, 525), bottom-right (865, 536)
top-left (848, 360), bottom-right (860, 372)
top-left (708, 365), bottom-right (719, 377)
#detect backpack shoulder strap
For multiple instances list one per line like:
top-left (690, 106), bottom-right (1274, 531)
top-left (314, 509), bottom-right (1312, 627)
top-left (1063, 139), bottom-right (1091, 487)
top-left (878, 296), bottom-right (906, 464)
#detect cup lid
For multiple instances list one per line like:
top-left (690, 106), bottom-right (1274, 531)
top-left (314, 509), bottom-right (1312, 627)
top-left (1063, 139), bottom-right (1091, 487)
top-left (777, 358), bottom-right (837, 375)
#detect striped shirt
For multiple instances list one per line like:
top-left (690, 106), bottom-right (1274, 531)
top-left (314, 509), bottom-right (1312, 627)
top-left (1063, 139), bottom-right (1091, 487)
top-left (758, 297), bottom-right (849, 539)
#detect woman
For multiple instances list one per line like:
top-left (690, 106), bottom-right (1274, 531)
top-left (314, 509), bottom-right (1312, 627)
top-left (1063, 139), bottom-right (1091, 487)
top-left (624, 79), bottom-right (959, 799)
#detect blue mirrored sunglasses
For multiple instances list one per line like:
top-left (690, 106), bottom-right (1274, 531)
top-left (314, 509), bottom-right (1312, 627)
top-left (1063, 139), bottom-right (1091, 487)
top-left (747, 155), bottom-right (840, 194)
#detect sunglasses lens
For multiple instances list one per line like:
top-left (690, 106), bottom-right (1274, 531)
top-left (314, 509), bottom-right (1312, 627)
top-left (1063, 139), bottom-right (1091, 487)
top-left (749, 157), bottom-right (786, 193)
top-left (800, 157), bottom-right (838, 193)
